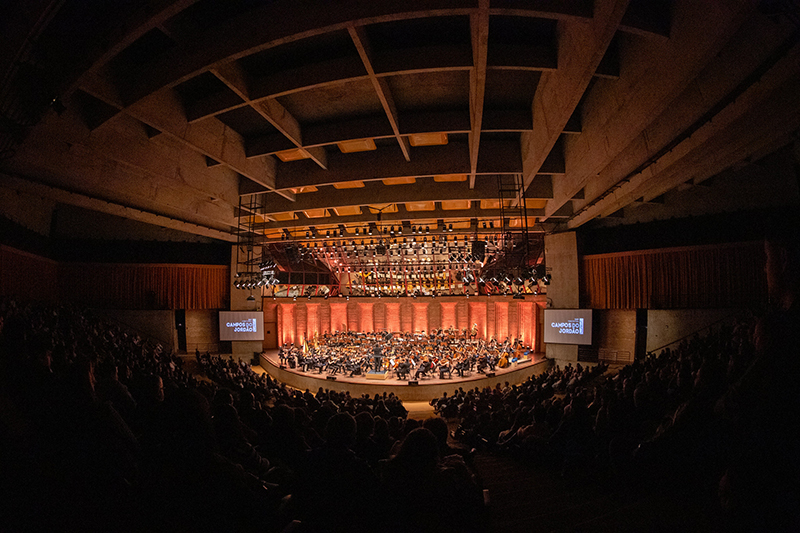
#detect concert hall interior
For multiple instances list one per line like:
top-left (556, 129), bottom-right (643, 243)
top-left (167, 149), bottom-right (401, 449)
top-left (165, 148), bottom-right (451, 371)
top-left (1, 1), bottom-right (799, 532)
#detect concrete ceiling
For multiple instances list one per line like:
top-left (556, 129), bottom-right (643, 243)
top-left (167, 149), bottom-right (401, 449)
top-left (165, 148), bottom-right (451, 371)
top-left (1, 0), bottom-right (799, 244)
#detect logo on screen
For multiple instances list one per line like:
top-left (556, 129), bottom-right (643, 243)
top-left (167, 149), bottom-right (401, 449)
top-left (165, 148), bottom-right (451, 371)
top-left (551, 318), bottom-right (584, 335)
top-left (227, 319), bottom-right (258, 333)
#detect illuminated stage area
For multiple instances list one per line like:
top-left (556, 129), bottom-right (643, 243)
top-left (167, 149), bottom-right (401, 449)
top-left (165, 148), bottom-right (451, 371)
top-left (259, 350), bottom-right (550, 401)
top-left (267, 294), bottom-right (548, 350)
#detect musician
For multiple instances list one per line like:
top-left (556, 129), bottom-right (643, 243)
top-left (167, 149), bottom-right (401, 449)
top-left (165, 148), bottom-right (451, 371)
top-left (395, 359), bottom-right (411, 380)
top-left (486, 352), bottom-right (498, 372)
top-left (372, 343), bottom-right (383, 373)
top-left (437, 360), bottom-right (452, 379)
top-left (414, 359), bottom-right (432, 380)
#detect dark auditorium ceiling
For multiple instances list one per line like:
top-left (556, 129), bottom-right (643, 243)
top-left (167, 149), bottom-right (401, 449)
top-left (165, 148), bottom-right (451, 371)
top-left (1, 0), bottom-right (799, 248)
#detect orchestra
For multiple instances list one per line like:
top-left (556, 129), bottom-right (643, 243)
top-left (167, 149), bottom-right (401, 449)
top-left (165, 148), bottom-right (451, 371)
top-left (277, 329), bottom-right (532, 381)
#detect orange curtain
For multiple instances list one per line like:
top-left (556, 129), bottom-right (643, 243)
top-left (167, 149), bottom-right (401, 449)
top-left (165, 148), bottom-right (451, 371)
top-left (0, 245), bottom-right (59, 303)
top-left (581, 241), bottom-right (767, 309)
top-left (59, 263), bottom-right (230, 310)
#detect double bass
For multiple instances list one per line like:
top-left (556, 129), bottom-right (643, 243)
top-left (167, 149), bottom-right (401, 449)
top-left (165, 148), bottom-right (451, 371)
top-left (498, 352), bottom-right (510, 368)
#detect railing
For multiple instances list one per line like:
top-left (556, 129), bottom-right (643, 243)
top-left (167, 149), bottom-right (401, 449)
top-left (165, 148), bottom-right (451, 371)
top-left (598, 349), bottom-right (633, 363)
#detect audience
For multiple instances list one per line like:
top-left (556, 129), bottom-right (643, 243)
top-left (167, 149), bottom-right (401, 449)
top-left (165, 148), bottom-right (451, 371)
top-left (2, 218), bottom-right (798, 533)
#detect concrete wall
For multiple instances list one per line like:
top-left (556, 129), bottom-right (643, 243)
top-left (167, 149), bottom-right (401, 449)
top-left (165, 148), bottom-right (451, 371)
top-left (594, 309), bottom-right (636, 362)
top-left (544, 231), bottom-right (580, 365)
top-left (186, 309), bottom-right (220, 354)
top-left (92, 309), bottom-right (177, 353)
top-left (646, 308), bottom-right (738, 353)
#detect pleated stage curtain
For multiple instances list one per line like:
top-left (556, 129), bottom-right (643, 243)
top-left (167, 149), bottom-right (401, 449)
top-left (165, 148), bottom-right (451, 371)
top-left (581, 241), bottom-right (767, 309)
top-left (58, 263), bottom-right (230, 310)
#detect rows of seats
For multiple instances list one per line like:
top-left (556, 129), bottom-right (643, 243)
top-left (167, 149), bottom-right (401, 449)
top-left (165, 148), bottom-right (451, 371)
top-left (0, 299), bottom-right (485, 532)
top-left (431, 311), bottom-right (800, 530)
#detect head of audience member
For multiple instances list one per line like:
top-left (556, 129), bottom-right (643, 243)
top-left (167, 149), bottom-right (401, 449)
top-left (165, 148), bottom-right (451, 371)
top-left (393, 427), bottom-right (439, 471)
top-left (354, 411), bottom-right (375, 439)
top-left (325, 412), bottom-right (357, 449)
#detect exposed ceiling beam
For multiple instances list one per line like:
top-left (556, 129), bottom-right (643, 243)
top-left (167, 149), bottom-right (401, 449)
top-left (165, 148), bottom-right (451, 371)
top-left (259, 177), bottom-right (508, 214)
top-left (275, 142), bottom-right (472, 189)
top-left (568, 41), bottom-right (800, 226)
top-left (544, 0), bottom-right (762, 221)
top-left (118, 1), bottom-right (476, 105)
top-left (469, 0), bottom-right (490, 189)
top-left (245, 108), bottom-right (516, 158)
top-left (0, 173), bottom-right (236, 242)
top-left (251, 206), bottom-right (551, 231)
top-left (520, 0), bottom-right (630, 202)
top-left (78, 72), bottom-right (295, 202)
top-left (121, 88), bottom-right (295, 201)
top-left (63, 0), bottom-right (201, 100)
top-left (3, 107), bottom-right (239, 232)
top-left (349, 25), bottom-right (411, 162)
top-left (211, 61), bottom-right (328, 172)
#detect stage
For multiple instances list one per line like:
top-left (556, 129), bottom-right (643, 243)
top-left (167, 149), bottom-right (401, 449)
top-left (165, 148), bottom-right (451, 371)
top-left (259, 350), bottom-right (551, 401)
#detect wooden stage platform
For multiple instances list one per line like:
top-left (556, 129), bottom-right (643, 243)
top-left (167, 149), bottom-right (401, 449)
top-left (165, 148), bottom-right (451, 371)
top-left (259, 350), bottom-right (551, 401)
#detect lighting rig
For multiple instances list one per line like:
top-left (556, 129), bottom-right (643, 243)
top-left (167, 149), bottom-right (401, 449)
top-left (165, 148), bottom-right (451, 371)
top-left (233, 176), bottom-right (552, 298)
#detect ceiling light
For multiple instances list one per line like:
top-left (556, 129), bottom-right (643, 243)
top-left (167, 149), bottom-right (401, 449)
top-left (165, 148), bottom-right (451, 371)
top-left (337, 138), bottom-right (377, 153)
top-left (408, 132), bottom-right (448, 147)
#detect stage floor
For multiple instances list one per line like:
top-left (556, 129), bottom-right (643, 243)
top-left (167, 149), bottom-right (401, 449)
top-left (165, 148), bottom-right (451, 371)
top-left (259, 350), bottom-right (550, 401)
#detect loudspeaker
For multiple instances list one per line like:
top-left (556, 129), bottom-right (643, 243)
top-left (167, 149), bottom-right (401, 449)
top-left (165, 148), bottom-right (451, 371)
top-left (408, 380), bottom-right (419, 386)
top-left (376, 244), bottom-right (386, 255)
top-left (471, 240), bottom-right (485, 261)
top-left (326, 376), bottom-right (337, 381)
top-left (486, 372), bottom-right (495, 378)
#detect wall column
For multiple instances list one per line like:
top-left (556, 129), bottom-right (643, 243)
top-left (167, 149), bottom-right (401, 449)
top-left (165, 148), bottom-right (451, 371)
top-left (544, 232), bottom-right (580, 365)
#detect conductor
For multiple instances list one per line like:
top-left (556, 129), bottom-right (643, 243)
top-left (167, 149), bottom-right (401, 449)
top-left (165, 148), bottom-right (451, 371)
top-left (372, 343), bottom-right (383, 372)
